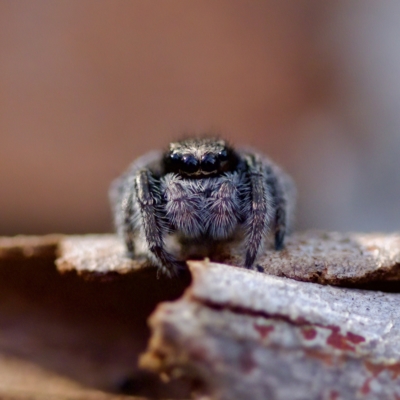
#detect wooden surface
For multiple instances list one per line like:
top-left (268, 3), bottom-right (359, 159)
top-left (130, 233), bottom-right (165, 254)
top-left (142, 261), bottom-right (400, 399)
top-left (57, 231), bottom-right (400, 286)
top-left (0, 235), bottom-right (190, 399)
top-left (1, 232), bottom-right (400, 399)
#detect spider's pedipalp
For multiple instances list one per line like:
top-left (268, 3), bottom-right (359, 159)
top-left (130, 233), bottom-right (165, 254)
top-left (205, 173), bottom-right (241, 239)
top-left (162, 174), bottom-right (204, 238)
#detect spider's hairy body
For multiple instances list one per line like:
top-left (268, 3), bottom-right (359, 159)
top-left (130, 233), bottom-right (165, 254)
top-left (110, 137), bottom-right (296, 277)
top-left (162, 172), bottom-right (242, 239)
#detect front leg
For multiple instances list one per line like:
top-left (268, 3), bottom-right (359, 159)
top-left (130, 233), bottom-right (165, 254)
top-left (135, 169), bottom-right (183, 277)
top-left (110, 150), bottom-right (163, 257)
top-left (110, 174), bottom-right (139, 257)
top-left (266, 162), bottom-right (296, 251)
top-left (268, 171), bottom-right (287, 251)
top-left (243, 154), bottom-right (275, 268)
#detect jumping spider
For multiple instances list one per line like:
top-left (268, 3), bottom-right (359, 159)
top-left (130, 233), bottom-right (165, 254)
top-left (110, 137), bottom-right (295, 277)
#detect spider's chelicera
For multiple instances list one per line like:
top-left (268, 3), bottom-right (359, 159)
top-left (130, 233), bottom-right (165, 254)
top-left (110, 137), bottom-right (295, 277)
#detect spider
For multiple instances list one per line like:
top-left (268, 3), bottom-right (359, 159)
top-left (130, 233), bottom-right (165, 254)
top-left (110, 137), bottom-right (295, 277)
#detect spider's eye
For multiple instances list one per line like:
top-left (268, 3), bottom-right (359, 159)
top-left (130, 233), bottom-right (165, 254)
top-left (201, 153), bottom-right (218, 173)
top-left (168, 152), bottom-right (182, 168)
top-left (182, 154), bottom-right (199, 174)
top-left (218, 149), bottom-right (228, 162)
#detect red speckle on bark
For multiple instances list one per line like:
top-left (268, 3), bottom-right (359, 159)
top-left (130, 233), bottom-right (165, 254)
top-left (361, 361), bottom-right (400, 395)
top-left (326, 327), bottom-right (364, 352)
top-left (365, 361), bottom-right (385, 376)
top-left (346, 331), bottom-right (365, 344)
top-left (301, 327), bottom-right (317, 340)
top-left (327, 327), bottom-right (355, 351)
top-left (388, 363), bottom-right (400, 380)
top-left (364, 361), bottom-right (400, 382)
top-left (361, 362), bottom-right (386, 395)
top-left (240, 349), bottom-right (257, 374)
top-left (304, 349), bottom-right (334, 366)
top-left (360, 378), bottom-right (372, 395)
top-left (253, 323), bottom-right (274, 339)
top-left (329, 390), bottom-right (339, 400)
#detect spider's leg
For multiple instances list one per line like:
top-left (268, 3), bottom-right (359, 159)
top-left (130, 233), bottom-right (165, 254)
top-left (135, 169), bottom-right (183, 277)
top-left (121, 183), bottom-right (136, 255)
top-left (110, 175), bottom-right (138, 256)
top-left (267, 162), bottom-right (295, 251)
top-left (110, 150), bottom-right (165, 258)
top-left (243, 154), bottom-right (275, 268)
top-left (272, 187), bottom-right (286, 250)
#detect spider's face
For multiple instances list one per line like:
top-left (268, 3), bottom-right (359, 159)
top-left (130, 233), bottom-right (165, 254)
top-left (164, 138), bottom-right (237, 177)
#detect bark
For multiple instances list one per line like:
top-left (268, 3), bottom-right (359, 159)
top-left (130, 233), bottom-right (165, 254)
top-left (55, 231), bottom-right (400, 286)
top-left (141, 261), bottom-right (400, 399)
top-left (1, 232), bottom-right (400, 399)
top-left (0, 235), bottom-right (190, 399)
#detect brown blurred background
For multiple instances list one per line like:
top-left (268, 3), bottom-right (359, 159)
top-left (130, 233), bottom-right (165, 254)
top-left (1, 0), bottom-right (399, 235)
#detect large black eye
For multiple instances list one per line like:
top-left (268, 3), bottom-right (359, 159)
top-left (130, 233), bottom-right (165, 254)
top-left (201, 153), bottom-right (218, 173)
top-left (170, 152), bottom-right (181, 163)
top-left (182, 154), bottom-right (199, 174)
top-left (218, 148), bottom-right (228, 162)
top-left (166, 152), bottom-right (182, 171)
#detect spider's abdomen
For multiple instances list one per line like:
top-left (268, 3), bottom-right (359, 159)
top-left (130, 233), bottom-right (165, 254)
top-left (162, 173), bottom-right (242, 240)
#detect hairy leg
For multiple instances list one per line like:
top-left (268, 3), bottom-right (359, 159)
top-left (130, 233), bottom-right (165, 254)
top-left (109, 174), bottom-right (139, 256)
top-left (135, 169), bottom-right (183, 277)
top-left (242, 154), bottom-right (275, 268)
top-left (109, 151), bottom-right (163, 257)
top-left (267, 162), bottom-right (296, 250)
top-left (264, 167), bottom-right (287, 250)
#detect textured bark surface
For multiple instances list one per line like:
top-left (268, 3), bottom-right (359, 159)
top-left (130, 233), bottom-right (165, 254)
top-left (56, 231), bottom-right (400, 286)
top-left (0, 235), bottom-right (190, 399)
top-left (256, 231), bottom-right (400, 285)
top-left (56, 234), bottom-right (144, 276)
top-left (141, 261), bottom-right (400, 400)
top-left (2, 232), bottom-right (400, 399)
top-left (0, 234), bottom-right (61, 260)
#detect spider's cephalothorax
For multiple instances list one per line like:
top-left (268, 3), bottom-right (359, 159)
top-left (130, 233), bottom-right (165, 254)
top-left (110, 137), bottom-right (296, 277)
top-left (163, 138), bottom-right (239, 177)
